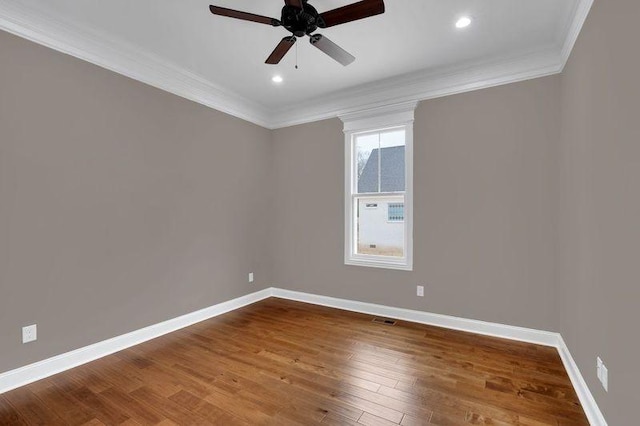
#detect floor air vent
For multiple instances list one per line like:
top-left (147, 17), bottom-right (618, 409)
top-left (372, 317), bottom-right (397, 326)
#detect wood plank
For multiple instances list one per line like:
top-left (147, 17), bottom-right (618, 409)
top-left (0, 298), bottom-right (589, 425)
top-left (2, 387), bottom-right (68, 425)
top-left (359, 411), bottom-right (403, 425)
top-left (0, 394), bottom-right (28, 425)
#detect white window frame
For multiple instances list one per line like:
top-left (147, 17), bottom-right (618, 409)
top-left (340, 102), bottom-right (416, 271)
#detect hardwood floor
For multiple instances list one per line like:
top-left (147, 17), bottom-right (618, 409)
top-left (0, 298), bottom-right (588, 425)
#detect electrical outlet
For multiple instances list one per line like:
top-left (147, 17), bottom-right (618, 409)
top-left (22, 324), bottom-right (37, 344)
top-left (248, 272), bottom-right (254, 283)
top-left (417, 285), bottom-right (424, 297)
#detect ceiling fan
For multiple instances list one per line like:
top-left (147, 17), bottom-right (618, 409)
top-left (209, 0), bottom-right (385, 66)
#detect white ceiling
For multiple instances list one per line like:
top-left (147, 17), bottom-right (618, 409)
top-left (0, 0), bottom-right (592, 128)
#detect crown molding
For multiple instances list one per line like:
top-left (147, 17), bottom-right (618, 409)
top-left (271, 47), bottom-right (564, 128)
top-left (559, 0), bottom-right (595, 69)
top-left (0, 2), bottom-right (272, 128)
top-left (0, 0), bottom-right (593, 130)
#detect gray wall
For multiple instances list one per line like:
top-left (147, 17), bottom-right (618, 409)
top-left (3, 1), bottom-right (639, 420)
top-left (271, 76), bottom-right (561, 332)
top-left (558, 0), bottom-right (640, 423)
top-left (0, 31), bottom-right (273, 373)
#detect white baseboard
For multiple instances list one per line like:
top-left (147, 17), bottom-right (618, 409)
top-left (271, 288), bottom-right (607, 425)
top-left (0, 286), bottom-right (607, 425)
top-left (0, 288), bottom-right (272, 394)
top-left (557, 336), bottom-right (608, 426)
top-left (271, 288), bottom-right (560, 347)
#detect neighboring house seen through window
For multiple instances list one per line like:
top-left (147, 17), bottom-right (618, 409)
top-left (341, 103), bottom-right (415, 270)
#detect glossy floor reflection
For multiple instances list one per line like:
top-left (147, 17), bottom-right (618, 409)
top-left (0, 298), bottom-right (588, 425)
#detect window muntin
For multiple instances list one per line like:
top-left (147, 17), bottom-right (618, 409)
top-left (352, 128), bottom-right (406, 260)
top-left (345, 124), bottom-right (412, 270)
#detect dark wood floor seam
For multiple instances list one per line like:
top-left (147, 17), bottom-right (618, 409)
top-left (0, 297), bottom-right (588, 425)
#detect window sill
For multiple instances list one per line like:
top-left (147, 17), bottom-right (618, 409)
top-left (345, 257), bottom-right (413, 271)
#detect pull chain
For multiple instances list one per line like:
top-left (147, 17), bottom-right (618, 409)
top-left (295, 41), bottom-right (299, 69)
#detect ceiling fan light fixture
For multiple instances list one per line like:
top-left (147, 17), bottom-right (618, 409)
top-left (209, 0), bottom-right (386, 66)
top-left (455, 16), bottom-right (472, 29)
top-left (272, 75), bottom-right (284, 83)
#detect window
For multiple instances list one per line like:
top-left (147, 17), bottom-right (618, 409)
top-left (341, 102), bottom-right (415, 270)
top-left (388, 203), bottom-right (404, 222)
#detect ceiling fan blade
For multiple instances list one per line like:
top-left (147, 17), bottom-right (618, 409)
top-left (266, 36), bottom-right (297, 64)
top-left (318, 0), bottom-right (385, 28)
top-left (209, 5), bottom-right (280, 26)
top-left (309, 34), bottom-right (355, 66)
top-left (284, 0), bottom-right (304, 9)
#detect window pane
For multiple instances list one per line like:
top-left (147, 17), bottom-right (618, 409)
top-left (355, 133), bottom-right (379, 193)
top-left (356, 196), bottom-right (404, 258)
top-left (388, 203), bottom-right (404, 221)
top-left (380, 129), bottom-right (406, 148)
top-left (379, 129), bottom-right (405, 192)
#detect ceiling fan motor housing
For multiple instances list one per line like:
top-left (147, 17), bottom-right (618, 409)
top-left (209, 0), bottom-right (386, 65)
top-left (281, 3), bottom-right (324, 37)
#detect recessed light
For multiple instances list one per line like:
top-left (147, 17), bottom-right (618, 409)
top-left (455, 16), bottom-right (472, 29)
top-left (272, 75), bottom-right (283, 84)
